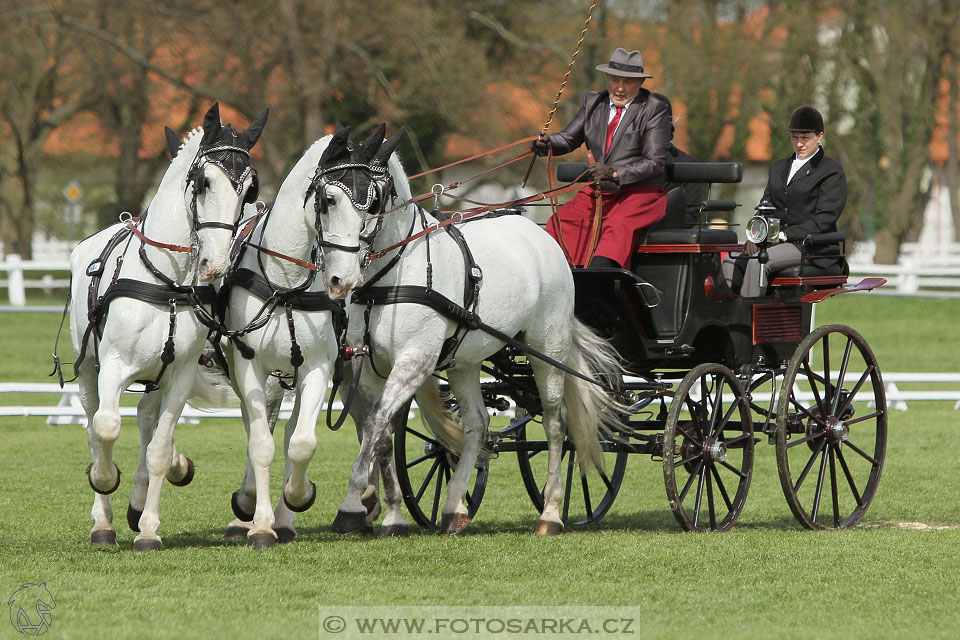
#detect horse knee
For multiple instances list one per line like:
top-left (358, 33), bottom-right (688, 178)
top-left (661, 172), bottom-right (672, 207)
top-left (287, 433), bottom-right (317, 465)
top-left (92, 410), bottom-right (121, 442)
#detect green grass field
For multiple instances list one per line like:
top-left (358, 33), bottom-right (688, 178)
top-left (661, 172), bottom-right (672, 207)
top-left (1, 295), bottom-right (958, 638)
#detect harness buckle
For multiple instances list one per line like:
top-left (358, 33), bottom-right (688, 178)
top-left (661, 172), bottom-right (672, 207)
top-left (342, 344), bottom-right (369, 359)
top-left (431, 184), bottom-right (444, 211)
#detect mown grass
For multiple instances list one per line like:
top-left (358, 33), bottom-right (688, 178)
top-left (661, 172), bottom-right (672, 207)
top-left (1, 295), bottom-right (958, 638)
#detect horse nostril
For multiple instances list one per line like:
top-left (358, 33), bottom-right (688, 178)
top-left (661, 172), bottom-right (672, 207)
top-left (330, 276), bottom-right (341, 288)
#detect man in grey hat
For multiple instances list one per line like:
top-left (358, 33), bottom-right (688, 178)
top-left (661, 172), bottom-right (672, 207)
top-left (532, 47), bottom-right (673, 268)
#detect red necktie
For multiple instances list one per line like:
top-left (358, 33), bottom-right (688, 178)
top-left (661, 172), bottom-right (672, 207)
top-left (605, 105), bottom-right (623, 153)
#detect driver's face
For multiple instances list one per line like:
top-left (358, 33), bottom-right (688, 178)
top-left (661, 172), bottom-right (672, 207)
top-left (606, 74), bottom-right (644, 107)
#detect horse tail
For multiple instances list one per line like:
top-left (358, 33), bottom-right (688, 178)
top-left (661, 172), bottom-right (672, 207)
top-left (413, 376), bottom-right (467, 455)
top-left (563, 317), bottom-right (626, 475)
top-left (188, 364), bottom-right (240, 407)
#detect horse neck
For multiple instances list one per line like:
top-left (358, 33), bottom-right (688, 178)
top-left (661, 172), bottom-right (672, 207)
top-left (244, 197), bottom-right (316, 287)
top-left (130, 173), bottom-right (196, 284)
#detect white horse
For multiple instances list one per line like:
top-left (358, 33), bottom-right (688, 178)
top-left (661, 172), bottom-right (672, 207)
top-left (215, 125), bottom-right (401, 548)
top-left (315, 124), bottom-right (625, 535)
top-left (68, 102), bottom-right (268, 551)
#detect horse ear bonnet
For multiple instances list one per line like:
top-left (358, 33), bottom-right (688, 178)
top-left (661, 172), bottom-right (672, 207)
top-left (317, 123), bottom-right (394, 212)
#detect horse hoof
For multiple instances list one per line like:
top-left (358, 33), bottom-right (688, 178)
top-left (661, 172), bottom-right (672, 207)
top-left (90, 529), bottom-right (117, 546)
top-left (380, 524), bottom-right (409, 538)
top-left (248, 532), bottom-right (277, 550)
top-left (282, 480), bottom-right (316, 513)
top-left (224, 525), bottom-right (249, 541)
top-left (86, 463), bottom-right (121, 495)
top-left (126, 504), bottom-right (142, 532)
top-left (168, 456), bottom-right (195, 487)
top-left (440, 512), bottom-right (471, 535)
top-left (535, 520), bottom-right (564, 536)
top-left (331, 510), bottom-right (367, 534)
top-left (231, 491), bottom-right (255, 521)
top-left (133, 537), bottom-right (163, 552)
top-left (275, 527), bottom-right (296, 544)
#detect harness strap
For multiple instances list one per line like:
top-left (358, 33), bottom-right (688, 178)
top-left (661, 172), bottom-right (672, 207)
top-left (352, 285), bottom-right (609, 390)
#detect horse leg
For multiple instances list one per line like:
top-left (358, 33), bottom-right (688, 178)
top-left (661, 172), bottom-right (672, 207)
top-left (439, 368), bottom-right (488, 535)
top-left (78, 368), bottom-right (116, 545)
top-left (127, 392), bottom-right (161, 532)
top-left (281, 365), bottom-right (330, 513)
top-left (232, 362), bottom-right (278, 549)
top-left (334, 356), bottom-right (433, 534)
top-left (376, 411), bottom-right (410, 537)
top-left (87, 367), bottom-right (125, 496)
top-left (531, 361), bottom-right (567, 535)
top-left (133, 375), bottom-right (194, 551)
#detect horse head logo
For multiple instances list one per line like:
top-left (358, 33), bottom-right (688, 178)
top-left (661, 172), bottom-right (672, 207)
top-left (8, 583), bottom-right (55, 636)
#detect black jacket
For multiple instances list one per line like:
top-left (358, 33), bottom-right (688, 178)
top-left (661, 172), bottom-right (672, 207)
top-left (762, 147), bottom-right (846, 241)
top-left (546, 88), bottom-right (673, 188)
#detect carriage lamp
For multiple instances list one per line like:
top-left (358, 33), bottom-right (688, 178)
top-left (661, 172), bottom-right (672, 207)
top-left (745, 200), bottom-right (785, 244)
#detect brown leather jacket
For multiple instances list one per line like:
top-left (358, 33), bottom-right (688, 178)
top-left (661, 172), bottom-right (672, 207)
top-left (546, 88), bottom-right (673, 188)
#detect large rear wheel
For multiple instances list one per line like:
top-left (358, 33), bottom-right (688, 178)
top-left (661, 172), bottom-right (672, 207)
top-left (775, 324), bottom-right (886, 529)
top-left (663, 363), bottom-right (754, 532)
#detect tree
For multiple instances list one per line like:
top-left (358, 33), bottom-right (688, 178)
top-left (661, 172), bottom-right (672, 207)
top-left (0, 2), bottom-right (97, 258)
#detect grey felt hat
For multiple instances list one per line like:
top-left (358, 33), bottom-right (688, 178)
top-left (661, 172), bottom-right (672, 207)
top-left (596, 48), bottom-right (654, 78)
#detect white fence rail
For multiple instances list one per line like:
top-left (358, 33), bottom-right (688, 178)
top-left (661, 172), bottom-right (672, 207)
top-left (2, 373), bottom-right (958, 428)
top-left (5, 252), bottom-right (960, 305)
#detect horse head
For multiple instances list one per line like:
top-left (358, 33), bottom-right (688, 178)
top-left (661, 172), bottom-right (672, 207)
top-left (305, 123), bottom-right (404, 299)
top-left (188, 102), bottom-right (269, 282)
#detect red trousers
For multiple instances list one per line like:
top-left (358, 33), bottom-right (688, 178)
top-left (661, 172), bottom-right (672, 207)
top-left (547, 185), bottom-right (667, 267)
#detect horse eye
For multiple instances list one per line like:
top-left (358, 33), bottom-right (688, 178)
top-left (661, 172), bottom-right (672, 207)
top-left (326, 194), bottom-right (336, 206)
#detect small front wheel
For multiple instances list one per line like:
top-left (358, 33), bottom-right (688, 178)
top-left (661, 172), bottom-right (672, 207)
top-left (663, 363), bottom-right (754, 532)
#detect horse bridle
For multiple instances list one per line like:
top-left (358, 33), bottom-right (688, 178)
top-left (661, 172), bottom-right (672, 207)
top-left (186, 143), bottom-right (258, 235)
top-left (303, 159), bottom-right (395, 269)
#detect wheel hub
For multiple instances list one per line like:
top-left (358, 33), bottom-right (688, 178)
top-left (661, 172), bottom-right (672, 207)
top-left (706, 439), bottom-right (728, 463)
top-left (825, 417), bottom-right (849, 444)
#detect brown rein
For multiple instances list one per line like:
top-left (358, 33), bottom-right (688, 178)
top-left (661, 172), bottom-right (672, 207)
top-left (125, 220), bottom-right (193, 253)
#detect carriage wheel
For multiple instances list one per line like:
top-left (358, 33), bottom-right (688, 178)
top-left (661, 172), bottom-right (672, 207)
top-left (663, 363), bottom-right (754, 532)
top-left (515, 412), bottom-right (628, 526)
top-left (394, 411), bottom-right (488, 531)
top-left (775, 324), bottom-right (886, 530)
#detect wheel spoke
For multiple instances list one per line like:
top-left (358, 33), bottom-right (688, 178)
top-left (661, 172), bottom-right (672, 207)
top-left (836, 446), bottom-right (864, 506)
top-left (786, 430), bottom-right (825, 450)
top-left (430, 462), bottom-right (446, 524)
top-left (843, 438), bottom-right (881, 466)
top-left (707, 377), bottom-right (724, 439)
top-left (692, 465), bottom-right (707, 529)
top-left (710, 463), bottom-right (735, 511)
top-left (718, 458), bottom-right (748, 479)
top-left (580, 473), bottom-right (594, 520)
top-left (801, 360), bottom-right (828, 421)
top-left (675, 421), bottom-right (703, 448)
top-left (598, 469), bottom-right (615, 493)
top-left (405, 451), bottom-right (436, 470)
top-left (788, 395), bottom-right (830, 429)
top-left (415, 458), bottom-right (442, 502)
top-left (674, 451), bottom-right (703, 469)
top-left (723, 433), bottom-right (752, 447)
top-left (829, 446), bottom-right (840, 528)
top-left (836, 367), bottom-right (874, 417)
top-left (846, 410), bottom-right (884, 427)
top-left (562, 449), bottom-right (576, 523)
top-left (685, 397), bottom-right (707, 439)
top-left (706, 467), bottom-right (717, 530)
top-left (810, 445), bottom-right (829, 521)
top-left (679, 460), bottom-right (704, 502)
top-left (830, 337), bottom-right (855, 416)
top-left (712, 390), bottom-right (743, 440)
top-left (821, 335), bottom-right (831, 408)
top-left (793, 439), bottom-right (827, 492)
top-left (405, 426), bottom-right (436, 443)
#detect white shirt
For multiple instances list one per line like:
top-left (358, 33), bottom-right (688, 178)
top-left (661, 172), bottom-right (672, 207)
top-left (787, 154), bottom-right (813, 183)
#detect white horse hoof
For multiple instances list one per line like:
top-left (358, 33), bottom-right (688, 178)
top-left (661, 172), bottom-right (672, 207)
top-left (126, 504), bottom-right (142, 532)
top-left (440, 512), bottom-right (471, 535)
top-left (248, 532), bottom-right (277, 550)
top-left (90, 529), bottom-right (117, 546)
top-left (133, 537), bottom-right (163, 552)
top-left (534, 520), bottom-right (564, 536)
top-left (167, 456), bottom-right (195, 487)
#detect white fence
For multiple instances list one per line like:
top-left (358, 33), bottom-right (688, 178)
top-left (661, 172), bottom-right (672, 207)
top-left (2, 373), bottom-right (957, 428)
top-left (5, 249), bottom-right (960, 305)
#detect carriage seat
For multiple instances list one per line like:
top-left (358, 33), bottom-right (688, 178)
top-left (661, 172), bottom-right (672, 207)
top-left (643, 188), bottom-right (739, 244)
top-left (769, 231), bottom-right (849, 287)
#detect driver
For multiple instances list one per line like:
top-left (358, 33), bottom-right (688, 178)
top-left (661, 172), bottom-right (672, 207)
top-left (722, 105), bottom-right (847, 296)
top-left (531, 47), bottom-right (672, 269)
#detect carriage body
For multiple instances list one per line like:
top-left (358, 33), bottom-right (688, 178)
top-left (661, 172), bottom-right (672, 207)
top-left (394, 161), bottom-right (887, 534)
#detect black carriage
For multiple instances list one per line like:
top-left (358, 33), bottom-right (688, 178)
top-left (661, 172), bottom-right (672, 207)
top-left (393, 161), bottom-right (888, 533)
